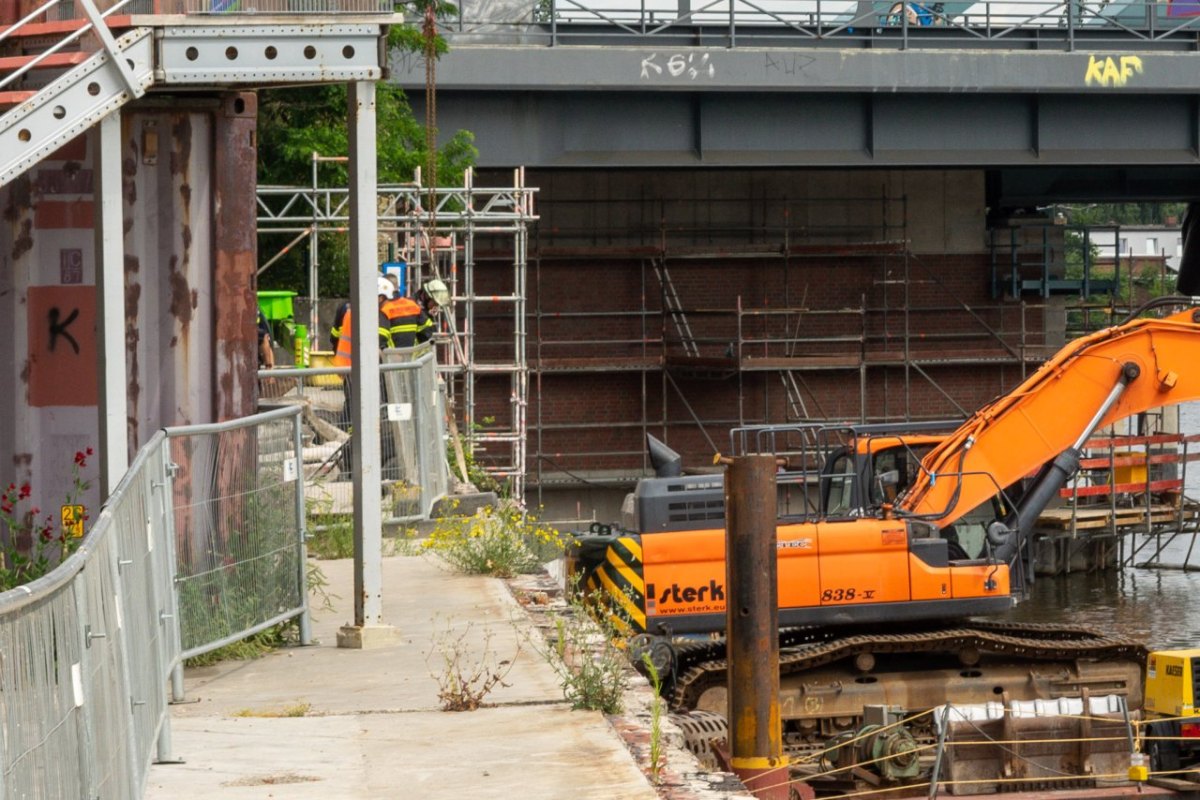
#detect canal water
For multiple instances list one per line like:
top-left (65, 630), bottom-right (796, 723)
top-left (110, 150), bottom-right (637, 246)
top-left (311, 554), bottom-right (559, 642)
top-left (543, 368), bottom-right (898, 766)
top-left (1000, 401), bottom-right (1200, 650)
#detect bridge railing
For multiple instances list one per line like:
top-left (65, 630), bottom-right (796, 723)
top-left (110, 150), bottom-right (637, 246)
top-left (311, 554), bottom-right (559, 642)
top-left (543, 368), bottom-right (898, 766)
top-left (444, 0), bottom-right (1200, 48)
top-left (0, 406), bottom-right (310, 799)
top-left (22, 0), bottom-right (393, 15)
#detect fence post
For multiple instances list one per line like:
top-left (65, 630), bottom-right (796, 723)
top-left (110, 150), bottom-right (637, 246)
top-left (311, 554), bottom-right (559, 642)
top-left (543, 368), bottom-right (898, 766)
top-left (151, 447), bottom-right (182, 764)
top-left (70, 580), bottom-right (98, 798)
top-left (160, 437), bottom-right (188, 704)
top-left (294, 411), bottom-right (313, 646)
top-left (108, 533), bottom-right (143, 794)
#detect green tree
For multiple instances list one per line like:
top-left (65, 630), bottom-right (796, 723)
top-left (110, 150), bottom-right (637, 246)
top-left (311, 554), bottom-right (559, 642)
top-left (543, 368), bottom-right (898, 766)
top-left (257, 2), bottom-right (476, 295)
top-left (1056, 203), bottom-right (1186, 227)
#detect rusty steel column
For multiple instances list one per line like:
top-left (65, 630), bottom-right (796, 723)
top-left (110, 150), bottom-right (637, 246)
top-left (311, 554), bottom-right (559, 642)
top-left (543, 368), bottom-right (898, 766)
top-left (212, 92), bottom-right (258, 422)
top-left (726, 454), bottom-right (790, 800)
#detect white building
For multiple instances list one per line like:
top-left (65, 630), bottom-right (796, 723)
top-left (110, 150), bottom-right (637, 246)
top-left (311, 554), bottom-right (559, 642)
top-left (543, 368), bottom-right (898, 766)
top-left (1088, 225), bottom-right (1183, 274)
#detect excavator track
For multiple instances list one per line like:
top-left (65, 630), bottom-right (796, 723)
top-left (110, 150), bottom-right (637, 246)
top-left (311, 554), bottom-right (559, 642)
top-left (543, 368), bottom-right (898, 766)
top-left (670, 621), bottom-right (1149, 711)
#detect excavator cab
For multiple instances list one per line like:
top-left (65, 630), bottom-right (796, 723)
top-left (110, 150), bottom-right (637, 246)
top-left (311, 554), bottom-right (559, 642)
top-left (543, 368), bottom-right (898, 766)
top-left (815, 422), bottom-right (959, 518)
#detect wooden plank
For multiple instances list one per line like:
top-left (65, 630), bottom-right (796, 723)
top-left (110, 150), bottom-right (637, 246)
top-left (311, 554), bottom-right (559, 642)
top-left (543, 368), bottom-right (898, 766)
top-left (1035, 503), bottom-right (1194, 531)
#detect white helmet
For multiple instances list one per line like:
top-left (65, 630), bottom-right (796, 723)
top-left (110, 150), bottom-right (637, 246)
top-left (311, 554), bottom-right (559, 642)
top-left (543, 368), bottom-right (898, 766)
top-left (377, 276), bottom-right (395, 298)
top-left (424, 279), bottom-right (450, 307)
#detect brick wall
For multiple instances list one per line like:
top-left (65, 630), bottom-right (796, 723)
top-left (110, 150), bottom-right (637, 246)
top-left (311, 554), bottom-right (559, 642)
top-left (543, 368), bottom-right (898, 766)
top-left (466, 248), bottom-right (1049, 476)
top-left (465, 168), bottom-right (1057, 479)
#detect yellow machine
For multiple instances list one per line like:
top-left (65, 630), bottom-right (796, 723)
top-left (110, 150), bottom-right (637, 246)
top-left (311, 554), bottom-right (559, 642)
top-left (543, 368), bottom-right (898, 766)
top-left (1145, 650), bottom-right (1200, 718)
top-left (1144, 649), bottom-right (1200, 772)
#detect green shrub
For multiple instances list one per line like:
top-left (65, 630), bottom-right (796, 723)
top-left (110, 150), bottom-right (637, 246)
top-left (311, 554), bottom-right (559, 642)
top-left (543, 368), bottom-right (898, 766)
top-left (538, 587), bottom-right (630, 714)
top-left (419, 499), bottom-right (570, 578)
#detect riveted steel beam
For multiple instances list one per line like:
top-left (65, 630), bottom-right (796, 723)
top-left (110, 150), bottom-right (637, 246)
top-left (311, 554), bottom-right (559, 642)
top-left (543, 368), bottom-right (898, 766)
top-left (158, 24), bottom-right (383, 84)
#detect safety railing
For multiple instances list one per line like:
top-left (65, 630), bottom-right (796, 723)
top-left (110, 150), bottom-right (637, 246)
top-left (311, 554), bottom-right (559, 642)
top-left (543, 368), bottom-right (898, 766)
top-left (165, 405), bottom-right (312, 667)
top-left (257, 346), bottom-right (451, 526)
top-left (443, 0), bottom-right (1200, 49)
top-left (12, 0), bottom-right (391, 18)
top-left (0, 404), bottom-right (309, 798)
top-left (174, 0), bottom-right (392, 13)
top-left (1051, 432), bottom-right (1200, 539)
top-left (0, 433), bottom-right (172, 798)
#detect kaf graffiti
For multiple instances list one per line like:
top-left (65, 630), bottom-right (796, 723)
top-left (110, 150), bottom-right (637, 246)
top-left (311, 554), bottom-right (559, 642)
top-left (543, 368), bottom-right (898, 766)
top-left (1085, 55), bottom-right (1144, 88)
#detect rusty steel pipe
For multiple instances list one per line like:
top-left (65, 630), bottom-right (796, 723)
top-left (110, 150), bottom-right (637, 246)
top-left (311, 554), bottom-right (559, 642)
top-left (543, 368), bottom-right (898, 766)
top-left (725, 454), bottom-right (790, 800)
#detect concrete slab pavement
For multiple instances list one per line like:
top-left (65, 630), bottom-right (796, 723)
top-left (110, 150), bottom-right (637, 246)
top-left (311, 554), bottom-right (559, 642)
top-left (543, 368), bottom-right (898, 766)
top-left (145, 555), bottom-right (659, 799)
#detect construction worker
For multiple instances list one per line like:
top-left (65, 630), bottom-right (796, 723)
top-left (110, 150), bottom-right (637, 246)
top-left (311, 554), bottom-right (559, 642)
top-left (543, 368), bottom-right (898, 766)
top-left (256, 308), bottom-right (275, 369)
top-left (413, 278), bottom-right (450, 344)
top-left (328, 299), bottom-right (351, 352)
top-left (331, 278), bottom-right (398, 474)
top-left (331, 276), bottom-right (399, 367)
top-left (379, 282), bottom-right (428, 349)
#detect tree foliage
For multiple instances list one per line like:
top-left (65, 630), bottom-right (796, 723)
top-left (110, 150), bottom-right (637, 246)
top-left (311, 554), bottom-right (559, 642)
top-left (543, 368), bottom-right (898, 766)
top-left (1056, 203), bottom-right (1186, 227)
top-left (257, 1), bottom-right (476, 295)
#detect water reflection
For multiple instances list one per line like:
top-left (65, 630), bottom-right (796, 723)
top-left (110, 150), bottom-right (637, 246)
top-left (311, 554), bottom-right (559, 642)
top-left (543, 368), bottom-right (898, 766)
top-left (1003, 566), bottom-right (1200, 649)
top-left (996, 401), bottom-right (1200, 650)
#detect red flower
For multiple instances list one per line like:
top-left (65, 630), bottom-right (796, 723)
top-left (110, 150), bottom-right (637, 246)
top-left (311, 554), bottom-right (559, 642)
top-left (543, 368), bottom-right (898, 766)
top-left (39, 527), bottom-right (52, 542)
top-left (30, 507), bottom-right (39, 517)
top-left (0, 503), bottom-right (11, 515)
top-left (85, 447), bottom-right (93, 456)
top-left (17, 484), bottom-right (29, 499)
top-left (74, 451), bottom-right (85, 466)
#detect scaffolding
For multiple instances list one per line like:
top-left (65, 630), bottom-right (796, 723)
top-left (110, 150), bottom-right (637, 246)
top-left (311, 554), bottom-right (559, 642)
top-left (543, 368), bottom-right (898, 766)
top-left (256, 164), bottom-right (537, 501)
top-left (528, 193), bottom-right (1064, 494)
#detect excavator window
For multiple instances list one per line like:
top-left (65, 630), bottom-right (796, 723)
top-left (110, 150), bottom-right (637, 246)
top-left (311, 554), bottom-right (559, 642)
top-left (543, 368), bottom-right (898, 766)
top-left (822, 451), bottom-right (859, 518)
top-left (869, 445), bottom-right (932, 506)
top-left (942, 500), bottom-right (1002, 560)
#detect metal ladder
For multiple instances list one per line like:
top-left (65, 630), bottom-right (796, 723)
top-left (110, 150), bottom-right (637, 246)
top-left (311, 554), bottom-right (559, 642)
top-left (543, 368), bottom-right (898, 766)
top-left (652, 258), bottom-right (699, 357)
top-left (780, 370), bottom-right (813, 423)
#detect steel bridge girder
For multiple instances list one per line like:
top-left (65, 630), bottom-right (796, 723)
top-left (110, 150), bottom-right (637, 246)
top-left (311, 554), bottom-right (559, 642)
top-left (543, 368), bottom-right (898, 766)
top-left (158, 24), bottom-right (384, 84)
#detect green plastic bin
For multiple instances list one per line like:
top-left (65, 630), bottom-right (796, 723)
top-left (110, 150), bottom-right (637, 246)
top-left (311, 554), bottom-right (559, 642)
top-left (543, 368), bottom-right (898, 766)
top-left (257, 290), bottom-right (297, 323)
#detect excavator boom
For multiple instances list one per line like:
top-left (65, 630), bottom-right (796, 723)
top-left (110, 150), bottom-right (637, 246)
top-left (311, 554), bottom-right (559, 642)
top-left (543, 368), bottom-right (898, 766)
top-left (900, 304), bottom-right (1200, 528)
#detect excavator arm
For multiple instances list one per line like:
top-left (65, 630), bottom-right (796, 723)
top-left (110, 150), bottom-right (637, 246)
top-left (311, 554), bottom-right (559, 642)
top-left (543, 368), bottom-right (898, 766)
top-left (898, 303), bottom-right (1200, 531)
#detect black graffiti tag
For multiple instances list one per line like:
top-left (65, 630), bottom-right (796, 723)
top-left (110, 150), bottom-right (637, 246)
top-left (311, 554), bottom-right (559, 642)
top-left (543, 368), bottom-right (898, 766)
top-left (48, 306), bottom-right (80, 354)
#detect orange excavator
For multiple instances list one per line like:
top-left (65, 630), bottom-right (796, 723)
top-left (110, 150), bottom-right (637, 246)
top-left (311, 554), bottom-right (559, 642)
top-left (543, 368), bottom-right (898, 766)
top-left (569, 296), bottom-right (1200, 748)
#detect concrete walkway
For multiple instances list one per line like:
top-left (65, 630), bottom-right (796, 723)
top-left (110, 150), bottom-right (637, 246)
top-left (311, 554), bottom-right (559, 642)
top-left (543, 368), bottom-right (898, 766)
top-left (145, 556), bottom-right (659, 799)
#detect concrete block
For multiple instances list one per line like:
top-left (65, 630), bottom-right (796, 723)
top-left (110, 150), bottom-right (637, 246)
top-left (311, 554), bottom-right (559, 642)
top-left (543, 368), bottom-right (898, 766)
top-left (432, 491), bottom-right (498, 518)
top-left (336, 624), bottom-right (404, 650)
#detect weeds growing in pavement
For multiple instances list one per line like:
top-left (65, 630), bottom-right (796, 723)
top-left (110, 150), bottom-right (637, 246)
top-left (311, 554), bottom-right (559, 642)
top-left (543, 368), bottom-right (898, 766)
top-left (184, 624), bottom-right (296, 667)
top-left (426, 619), bottom-right (519, 711)
top-left (642, 652), bottom-right (665, 783)
top-left (419, 498), bottom-right (570, 578)
top-left (305, 492), bottom-right (354, 560)
top-left (530, 581), bottom-right (629, 715)
top-left (232, 702), bottom-right (312, 718)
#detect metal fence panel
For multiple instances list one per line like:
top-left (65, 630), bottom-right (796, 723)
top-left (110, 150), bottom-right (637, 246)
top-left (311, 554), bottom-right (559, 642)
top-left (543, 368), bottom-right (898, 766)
top-left (258, 348), bottom-right (450, 524)
top-left (166, 407), bottom-right (309, 660)
top-left (0, 432), bottom-right (168, 800)
top-left (79, 533), bottom-right (139, 800)
top-left (0, 407), bottom-right (309, 799)
top-left (0, 585), bottom-right (91, 799)
top-left (382, 347), bottom-right (450, 520)
top-left (109, 443), bottom-right (173, 779)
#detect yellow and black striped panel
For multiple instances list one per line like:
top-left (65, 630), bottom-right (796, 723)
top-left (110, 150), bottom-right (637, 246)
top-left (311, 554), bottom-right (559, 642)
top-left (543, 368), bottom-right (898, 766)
top-left (582, 535), bottom-right (647, 634)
